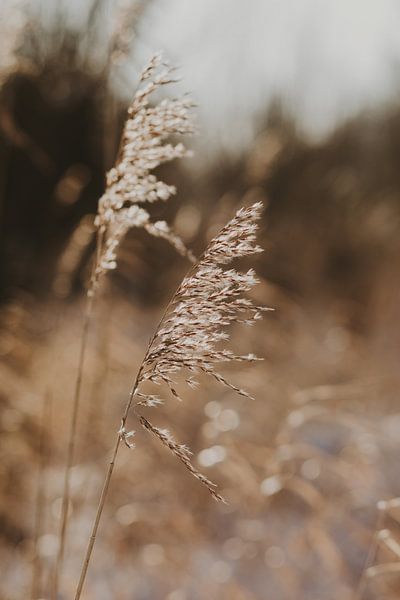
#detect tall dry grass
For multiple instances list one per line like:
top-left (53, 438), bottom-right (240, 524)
top-left (53, 53), bottom-right (196, 598)
top-left (2, 5), bottom-right (400, 600)
top-left (74, 201), bottom-right (265, 597)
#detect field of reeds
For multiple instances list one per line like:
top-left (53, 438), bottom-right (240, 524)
top-left (2, 2), bottom-right (400, 599)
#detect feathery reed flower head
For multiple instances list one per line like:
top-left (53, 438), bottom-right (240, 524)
top-left (131, 202), bottom-right (267, 500)
top-left (91, 53), bottom-right (195, 295)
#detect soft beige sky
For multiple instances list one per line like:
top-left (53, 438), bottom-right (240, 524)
top-left (13, 0), bottom-right (400, 154)
top-left (137, 0), bottom-right (400, 152)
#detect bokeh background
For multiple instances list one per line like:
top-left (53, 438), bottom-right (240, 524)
top-left (2, 1), bottom-right (400, 599)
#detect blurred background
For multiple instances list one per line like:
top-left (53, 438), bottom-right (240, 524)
top-left (2, 1), bottom-right (400, 598)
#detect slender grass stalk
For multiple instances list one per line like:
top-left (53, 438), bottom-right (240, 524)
top-left (74, 303), bottom-right (191, 599)
top-left (31, 390), bottom-right (51, 600)
top-left (74, 434), bottom-right (121, 600)
top-left (51, 279), bottom-right (96, 600)
top-left (74, 379), bottom-right (139, 600)
top-left (52, 228), bottom-right (106, 599)
top-left (74, 202), bottom-right (266, 599)
top-left (83, 295), bottom-right (112, 449)
top-left (74, 279), bottom-right (190, 599)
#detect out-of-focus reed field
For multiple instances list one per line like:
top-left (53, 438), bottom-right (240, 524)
top-left (2, 2), bottom-right (400, 599)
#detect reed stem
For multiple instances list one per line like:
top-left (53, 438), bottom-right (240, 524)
top-left (52, 231), bottom-right (103, 600)
top-left (31, 390), bottom-right (51, 599)
top-left (74, 433), bottom-right (121, 600)
top-left (51, 296), bottom-right (93, 600)
top-left (74, 378), bottom-right (139, 600)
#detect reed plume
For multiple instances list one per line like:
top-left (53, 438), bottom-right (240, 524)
top-left (54, 53), bottom-right (195, 599)
top-left (92, 52), bottom-right (195, 293)
top-left (74, 201), bottom-right (266, 599)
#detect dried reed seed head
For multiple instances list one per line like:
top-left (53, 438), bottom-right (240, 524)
top-left (202, 202), bottom-right (264, 265)
top-left (135, 202), bottom-right (266, 501)
top-left (91, 54), bottom-right (195, 293)
top-left (137, 201), bottom-right (266, 400)
top-left (139, 416), bottom-right (225, 503)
